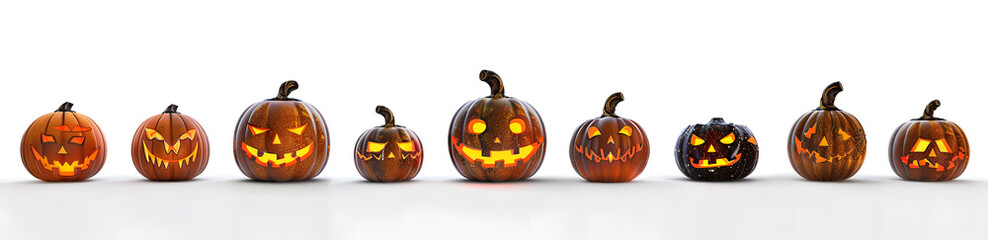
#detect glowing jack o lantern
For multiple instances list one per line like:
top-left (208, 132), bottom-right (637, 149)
top-left (889, 100), bottom-right (969, 181)
top-left (353, 106), bottom-right (423, 182)
top-left (675, 118), bottom-right (758, 181)
top-left (448, 70), bottom-right (546, 181)
top-left (131, 104), bottom-right (210, 181)
top-left (20, 102), bottom-right (107, 181)
top-left (569, 92), bottom-right (650, 182)
top-left (787, 82), bottom-right (867, 181)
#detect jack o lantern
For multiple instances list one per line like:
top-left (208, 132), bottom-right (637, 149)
top-left (788, 82), bottom-right (867, 181)
top-left (675, 118), bottom-right (758, 181)
top-left (233, 81), bottom-right (330, 181)
top-left (448, 70), bottom-right (546, 181)
top-left (131, 104), bottom-right (210, 181)
top-left (20, 102), bottom-right (107, 181)
top-left (354, 106), bottom-right (423, 182)
top-left (889, 100), bottom-right (969, 181)
top-left (569, 92), bottom-right (650, 182)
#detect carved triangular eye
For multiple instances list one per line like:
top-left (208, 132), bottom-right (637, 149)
top-left (720, 133), bottom-right (735, 144)
top-left (910, 139), bottom-right (931, 152)
top-left (397, 142), bottom-right (416, 151)
top-left (366, 141), bottom-right (387, 152)
top-left (145, 128), bottom-right (164, 140)
top-left (934, 139), bottom-right (952, 153)
top-left (587, 126), bottom-right (601, 138)
top-left (618, 126), bottom-right (633, 136)
top-left (179, 130), bottom-right (197, 140)
top-left (838, 128), bottom-right (851, 140)
top-left (804, 123), bottom-right (817, 138)
top-left (288, 124), bottom-right (307, 135)
top-left (690, 134), bottom-right (705, 146)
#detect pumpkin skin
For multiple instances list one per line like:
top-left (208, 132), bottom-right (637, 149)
top-left (233, 81), bottom-right (330, 181)
top-left (788, 82), bottom-right (867, 181)
top-left (354, 106), bottom-right (423, 182)
top-left (675, 118), bottom-right (758, 181)
top-left (131, 104), bottom-right (210, 181)
top-left (20, 102), bottom-right (107, 181)
top-left (889, 100), bottom-right (969, 181)
top-left (569, 92), bottom-right (649, 182)
top-left (448, 70), bottom-right (546, 181)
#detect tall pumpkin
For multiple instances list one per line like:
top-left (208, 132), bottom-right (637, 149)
top-left (448, 70), bottom-right (546, 181)
top-left (233, 81), bottom-right (330, 181)
top-left (131, 104), bottom-right (210, 181)
top-left (20, 102), bottom-right (107, 181)
top-left (675, 118), bottom-right (758, 181)
top-left (354, 106), bottom-right (423, 182)
top-left (569, 92), bottom-right (650, 182)
top-left (889, 100), bottom-right (969, 181)
top-left (787, 82), bottom-right (867, 181)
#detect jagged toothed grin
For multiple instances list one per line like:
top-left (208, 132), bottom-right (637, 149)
top-left (451, 136), bottom-right (542, 168)
top-left (690, 153), bottom-right (742, 168)
top-left (573, 144), bottom-right (644, 163)
top-left (241, 142), bottom-right (313, 168)
top-left (142, 142), bottom-right (198, 169)
top-left (31, 146), bottom-right (100, 176)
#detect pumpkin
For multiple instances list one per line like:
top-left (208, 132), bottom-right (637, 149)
top-left (131, 104), bottom-right (210, 181)
top-left (675, 118), bottom-right (758, 181)
top-left (448, 70), bottom-right (546, 181)
top-left (787, 82), bottom-right (867, 181)
top-left (354, 106), bottom-right (423, 182)
top-left (889, 100), bottom-right (969, 181)
top-left (233, 81), bottom-right (330, 181)
top-left (569, 92), bottom-right (650, 182)
top-left (20, 102), bottom-right (107, 181)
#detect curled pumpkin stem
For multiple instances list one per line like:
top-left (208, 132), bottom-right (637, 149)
top-left (56, 102), bottom-right (74, 112)
top-left (818, 81), bottom-right (843, 110)
top-left (479, 70), bottom-right (505, 98)
top-left (163, 104), bottom-right (180, 114)
top-left (376, 105), bottom-right (396, 127)
top-left (602, 92), bottom-right (624, 117)
top-left (919, 99), bottom-right (942, 120)
top-left (276, 80), bottom-right (299, 100)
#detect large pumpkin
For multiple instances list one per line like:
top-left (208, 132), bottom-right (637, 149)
top-left (131, 104), bottom-right (210, 181)
top-left (20, 102), bottom-right (107, 181)
top-left (889, 100), bottom-right (969, 181)
top-left (569, 92), bottom-right (649, 182)
top-left (787, 82), bottom-right (867, 181)
top-left (448, 70), bottom-right (546, 181)
top-left (354, 106), bottom-right (423, 182)
top-left (233, 81), bottom-right (330, 181)
top-left (675, 118), bottom-right (758, 181)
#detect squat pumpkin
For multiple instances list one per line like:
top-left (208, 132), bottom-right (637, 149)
top-left (569, 92), bottom-right (650, 182)
top-left (131, 104), bottom-right (210, 181)
top-left (787, 82), bottom-right (867, 181)
top-left (354, 106), bottom-right (424, 182)
top-left (20, 102), bottom-right (107, 181)
top-left (675, 118), bottom-right (758, 181)
top-left (889, 100), bottom-right (969, 181)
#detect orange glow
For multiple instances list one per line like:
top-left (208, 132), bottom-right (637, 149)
top-left (747, 136), bottom-right (758, 145)
top-left (68, 136), bottom-right (85, 145)
top-left (689, 153), bottom-right (742, 168)
top-left (31, 146), bottom-right (99, 176)
top-left (935, 139), bottom-right (952, 153)
top-left (690, 135), bottom-right (705, 146)
top-left (468, 119), bottom-right (486, 134)
top-left (452, 136), bottom-right (542, 168)
top-left (288, 124), bottom-right (307, 135)
top-left (41, 134), bottom-right (55, 143)
top-left (719, 133), bottom-right (735, 144)
top-left (618, 126), bottom-right (633, 136)
top-left (838, 128), bottom-right (851, 140)
top-left (248, 125), bottom-right (269, 135)
top-left (910, 139), bottom-right (931, 152)
top-left (509, 118), bottom-right (526, 134)
top-left (573, 143), bottom-right (645, 163)
top-left (804, 123), bottom-right (816, 138)
top-left (818, 137), bottom-right (829, 147)
top-left (587, 126), bottom-right (601, 138)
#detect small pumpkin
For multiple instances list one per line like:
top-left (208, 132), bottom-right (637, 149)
top-left (675, 118), bottom-right (758, 181)
top-left (569, 92), bottom-right (649, 182)
top-left (448, 70), bottom-right (546, 181)
top-left (889, 100), bottom-right (969, 181)
top-left (233, 81), bottom-right (330, 181)
top-left (20, 102), bottom-right (107, 181)
top-left (787, 82), bottom-right (867, 181)
top-left (131, 104), bottom-right (210, 181)
top-left (354, 106), bottom-right (423, 182)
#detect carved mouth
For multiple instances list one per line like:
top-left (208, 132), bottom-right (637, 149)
top-left (142, 142), bottom-right (198, 169)
top-left (31, 146), bottom-right (100, 176)
top-left (357, 151), bottom-right (422, 161)
top-left (794, 137), bottom-right (856, 163)
top-left (240, 142), bottom-right (313, 168)
top-left (573, 144), bottom-right (644, 163)
top-left (900, 147), bottom-right (966, 172)
top-left (451, 136), bottom-right (543, 168)
top-left (690, 153), bottom-right (742, 168)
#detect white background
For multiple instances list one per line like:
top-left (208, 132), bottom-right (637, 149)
top-left (1, 1), bottom-right (987, 239)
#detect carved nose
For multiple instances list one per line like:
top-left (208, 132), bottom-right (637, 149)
top-left (273, 134), bottom-right (282, 145)
top-left (164, 141), bottom-right (181, 154)
top-left (57, 146), bottom-right (68, 155)
top-left (607, 136), bottom-right (615, 144)
top-left (707, 145), bottom-right (716, 153)
top-left (387, 152), bottom-right (396, 159)
top-left (929, 150), bottom-right (937, 157)
top-left (819, 137), bottom-right (829, 147)
top-left (494, 137), bottom-right (501, 143)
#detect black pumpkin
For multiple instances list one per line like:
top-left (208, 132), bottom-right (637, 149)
top-left (675, 118), bottom-right (758, 181)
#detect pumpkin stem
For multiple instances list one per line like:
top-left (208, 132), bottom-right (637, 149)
top-left (56, 102), bottom-right (74, 112)
top-left (376, 105), bottom-right (396, 127)
top-left (818, 81), bottom-right (843, 110)
top-left (918, 99), bottom-right (943, 120)
top-left (276, 80), bottom-right (299, 100)
top-left (708, 117), bottom-right (725, 124)
top-left (163, 104), bottom-right (180, 114)
top-left (601, 92), bottom-right (624, 117)
top-left (479, 70), bottom-right (505, 98)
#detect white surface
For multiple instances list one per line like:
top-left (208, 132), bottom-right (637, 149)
top-left (1, 0), bottom-right (988, 239)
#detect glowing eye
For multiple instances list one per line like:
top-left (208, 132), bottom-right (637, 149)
top-left (366, 141), bottom-right (387, 152)
top-left (41, 134), bottom-right (56, 143)
top-left (509, 118), bottom-right (526, 134)
top-left (587, 126), bottom-right (601, 138)
top-left (145, 128), bottom-right (164, 140)
top-left (804, 123), bottom-right (817, 138)
top-left (69, 136), bottom-right (85, 145)
top-left (690, 134), bottom-right (705, 146)
top-left (288, 124), bottom-right (307, 135)
top-left (397, 142), bottom-right (416, 151)
top-left (838, 129), bottom-right (851, 140)
top-left (179, 130), bottom-right (197, 140)
top-left (911, 138), bottom-right (931, 152)
top-left (619, 126), bottom-right (633, 136)
top-left (720, 132), bottom-right (736, 144)
top-left (468, 119), bottom-right (486, 134)
top-left (935, 139), bottom-right (952, 153)
top-left (248, 125), bottom-right (269, 135)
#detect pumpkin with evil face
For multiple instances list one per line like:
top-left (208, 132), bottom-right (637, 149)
top-left (889, 100), bottom-right (969, 181)
top-left (569, 92), bottom-right (650, 182)
top-left (788, 82), bottom-right (867, 181)
top-left (675, 118), bottom-right (758, 181)
top-left (233, 81), bottom-right (330, 181)
top-left (354, 106), bottom-right (423, 182)
top-left (448, 70), bottom-right (546, 181)
top-left (20, 102), bottom-right (107, 181)
top-left (131, 104), bottom-right (210, 181)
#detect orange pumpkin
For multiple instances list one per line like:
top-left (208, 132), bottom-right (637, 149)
top-left (787, 82), bottom-right (867, 181)
top-left (131, 104), bottom-right (210, 181)
top-left (20, 102), bottom-right (107, 181)
top-left (354, 106), bottom-right (423, 182)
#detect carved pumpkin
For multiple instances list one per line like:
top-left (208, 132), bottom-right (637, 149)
top-left (233, 81), bottom-right (330, 181)
top-left (131, 104), bottom-right (210, 181)
top-left (675, 118), bottom-right (758, 181)
top-left (448, 70), bottom-right (546, 181)
top-left (20, 102), bottom-right (107, 181)
top-left (569, 92), bottom-right (649, 182)
top-left (354, 106), bottom-right (423, 182)
top-left (788, 82), bottom-right (867, 181)
top-left (889, 100), bottom-right (969, 181)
